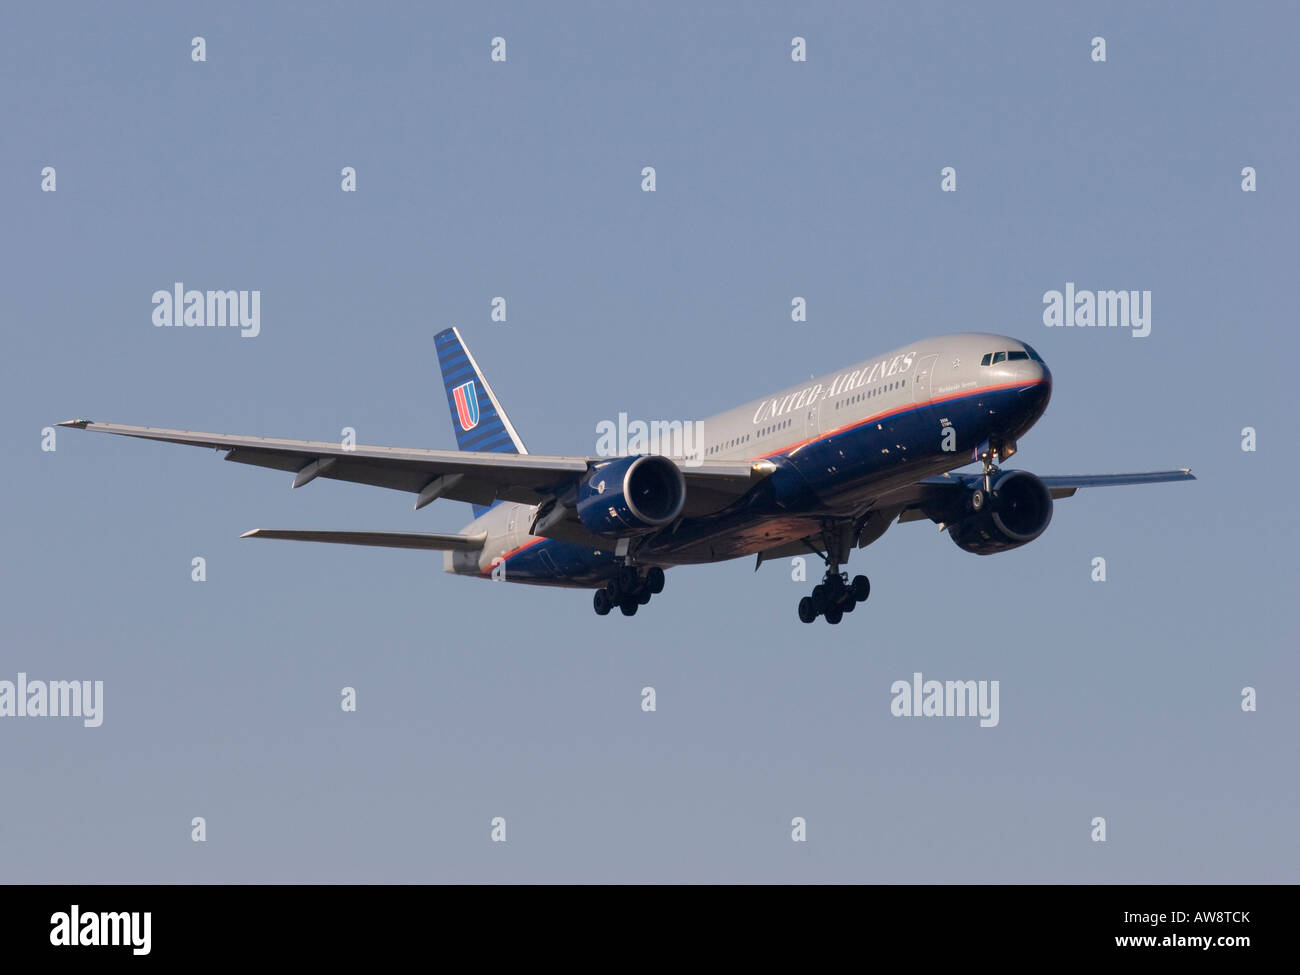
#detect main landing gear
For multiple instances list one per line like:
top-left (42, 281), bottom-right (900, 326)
top-left (593, 565), bottom-right (665, 617)
top-left (797, 520), bottom-right (870, 624)
top-left (798, 570), bottom-right (870, 624)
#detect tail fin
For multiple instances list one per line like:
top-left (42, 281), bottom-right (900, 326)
top-left (434, 327), bottom-right (527, 516)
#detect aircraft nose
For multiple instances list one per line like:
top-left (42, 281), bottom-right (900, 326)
top-left (1018, 358), bottom-right (1052, 418)
top-left (1030, 356), bottom-right (1051, 387)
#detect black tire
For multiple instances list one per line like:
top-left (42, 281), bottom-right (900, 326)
top-left (811, 584), bottom-right (827, 614)
top-left (851, 575), bottom-right (871, 602)
top-left (606, 580), bottom-right (622, 604)
top-left (620, 597), bottom-right (638, 617)
top-left (637, 588), bottom-right (652, 605)
top-left (797, 596), bottom-right (817, 624)
top-left (841, 596), bottom-right (855, 613)
top-left (824, 606), bottom-right (843, 625)
top-left (593, 589), bottom-right (612, 616)
top-left (646, 566), bottom-right (665, 594)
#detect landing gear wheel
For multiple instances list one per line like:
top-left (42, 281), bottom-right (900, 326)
top-left (824, 606), bottom-right (843, 625)
top-left (646, 566), bottom-right (665, 594)
top-left (851, 575), bottom-right (870, 602)
top-left (811, 584), bottom-right (827, 614)
top-left (971, 487), bottom-right (986, 512)
top-left (841, 595), bottom-right (856, 613)
top-left (637, 588), bottom-right (652, 605)
top-left (619, 597), bottom-right (639, 617)
top-left (593, 589), bottom-right (612, 616)
top-left (798, 596), bottom-right (817, 624)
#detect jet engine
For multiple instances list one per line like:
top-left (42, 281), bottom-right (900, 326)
top-left (948, 470), bottom-right (1053, 555)
top-left (576, 455), bottom-right (686, 537)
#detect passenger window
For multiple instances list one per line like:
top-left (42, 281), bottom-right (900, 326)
top-left (992, 351), bottom-right (1007, 364)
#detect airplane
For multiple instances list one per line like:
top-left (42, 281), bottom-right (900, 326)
top-left (58, 328), bottom-right (1193, 624)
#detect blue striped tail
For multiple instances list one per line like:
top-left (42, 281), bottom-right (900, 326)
top-left (433, 327), bottom-right (527, 517)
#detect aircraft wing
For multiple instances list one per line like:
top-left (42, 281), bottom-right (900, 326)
top-left (894, 468), bottom-right (1196, 523)
top-left (55, 420), bottom-right (767, 513)
top-left (240, 529), bottom-right (486, 550)
top-left (754, 467), bottom-right (1195, 565)
top-left (1031, 470), bottom-right (1198, 498)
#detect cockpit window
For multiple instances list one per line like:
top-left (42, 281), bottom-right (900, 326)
top-left (981, 348), bottom-right (1040, 365)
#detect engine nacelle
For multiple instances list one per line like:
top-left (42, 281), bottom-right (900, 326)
top-left (576, 455), bottom-right (686, 537)
top-left (949, 470), bottom-right (1054, 555)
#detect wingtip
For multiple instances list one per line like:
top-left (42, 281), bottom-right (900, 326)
top-left (56, 419), bottom-right (91, 428)
top-left (240, 529), bottom-right (260, 539)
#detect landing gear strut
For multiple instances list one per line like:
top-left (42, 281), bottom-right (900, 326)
top-left (976, 437), bottom-right (1015, 501)
top-left (797, 521), bottom-right (871, 624)
top-left (593, 565), bottom-right (665, 617)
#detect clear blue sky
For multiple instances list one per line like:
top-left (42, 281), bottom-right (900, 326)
top-left (2, 0), bottom-right (1296, 881)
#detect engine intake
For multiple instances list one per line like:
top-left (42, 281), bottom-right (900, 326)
top-left (576, 455), bottom-right (686, 537)
top-left (949, 470), bottom-right (1053, 555)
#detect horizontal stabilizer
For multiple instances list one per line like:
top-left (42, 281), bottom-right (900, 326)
top-left (240, 529), bottom-right (486, 551)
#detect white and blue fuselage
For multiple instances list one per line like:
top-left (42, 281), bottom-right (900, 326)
top-left (447, 332), bottom-right (1052, 586)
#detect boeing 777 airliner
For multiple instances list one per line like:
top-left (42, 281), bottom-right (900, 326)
top-left (59, 328), bottom-right (1193, 623)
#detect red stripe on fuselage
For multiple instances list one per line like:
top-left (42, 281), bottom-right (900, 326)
top-left (480, 535), bottom-right (546, 575)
